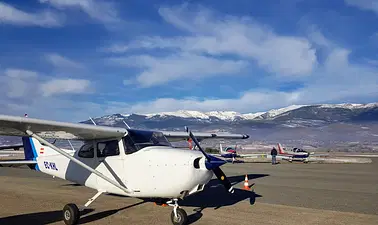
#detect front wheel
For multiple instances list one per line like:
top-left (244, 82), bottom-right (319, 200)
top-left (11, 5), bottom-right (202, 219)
top-left (170, 208), bottom-right (188, 225)
top-left (63, 203), bottom-right (80, 225)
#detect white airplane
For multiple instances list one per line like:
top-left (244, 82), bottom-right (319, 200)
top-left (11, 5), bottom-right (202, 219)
top-left (0, 114), bottom-right (249, 225)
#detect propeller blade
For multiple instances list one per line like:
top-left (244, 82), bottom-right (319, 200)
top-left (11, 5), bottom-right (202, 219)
top-left (212, 167), bottom-right (234, 193)
top-left (185, 126), bottom-right (234, 193)
top-left (185, 126), bottom-right (211, 161)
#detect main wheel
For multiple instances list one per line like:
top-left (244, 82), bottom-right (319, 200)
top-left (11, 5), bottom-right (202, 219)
top-left (170, 208), bottom-right (188, 225)
top-left (63, 203), bottom-right (80, 225)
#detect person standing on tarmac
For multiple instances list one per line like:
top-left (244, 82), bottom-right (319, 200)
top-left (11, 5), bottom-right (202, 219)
top-left (271, 147), bottom-right (277, 165)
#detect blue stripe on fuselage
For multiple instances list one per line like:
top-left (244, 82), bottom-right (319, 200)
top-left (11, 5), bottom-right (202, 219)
top-left (22, 137), bottom-right (39, 171)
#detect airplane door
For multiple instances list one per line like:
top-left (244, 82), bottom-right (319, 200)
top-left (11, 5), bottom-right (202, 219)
top-left (65, 142), bottom-right (97, 188)
top-left (94, 139), bottom-right (125, 194)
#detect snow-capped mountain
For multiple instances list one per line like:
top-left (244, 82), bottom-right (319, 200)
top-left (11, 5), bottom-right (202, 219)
top-left (137, 104), bottom-right (308, 121)
top-left (136, 103), bottom-right (378, 121)
top-left (144, 110), bottom-right (261, 121)
top-left (82, 102), bottom-right (378, 130)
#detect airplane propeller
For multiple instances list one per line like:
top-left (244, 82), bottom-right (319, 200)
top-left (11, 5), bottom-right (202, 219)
top-left (185, 126), bottom-right (234, 193)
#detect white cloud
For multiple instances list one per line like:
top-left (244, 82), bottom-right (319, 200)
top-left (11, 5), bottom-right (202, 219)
top-left (0, 2), bottom-right (63, 27)
top-left (0, 68), bottom-right (92, 98)
top-left (97, 4), bottom-right (378, 115)
top-left (41, 79), bottom-right (91, 96)
top-left (110, 53), bottom-right (248, 87)
top-left (344, 0), bottom-right (378, 15)
top-left (2, 69), bottom-right (39, 98)
top-left (45, 53), bottom-right (84, 69)
top-left (0, 68), bottom-right (96, 121)
top-left (39, 0), bottom-right (120, 24)
top-left (4, 68), bottom-right (39, 78)
top-left (105, 44), bottom-right (378, 114)
top-left (307, 26), bottom-right (334, 48)
top-left (107, 4), bottom-right (317, 78)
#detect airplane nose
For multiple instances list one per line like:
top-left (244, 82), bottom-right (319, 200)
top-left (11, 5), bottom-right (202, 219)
top-left (204, 155), bottom-right (227, 170)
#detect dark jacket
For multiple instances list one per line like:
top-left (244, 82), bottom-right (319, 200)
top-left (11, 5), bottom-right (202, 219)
top-left (271, 148), bottom-right (277, 156)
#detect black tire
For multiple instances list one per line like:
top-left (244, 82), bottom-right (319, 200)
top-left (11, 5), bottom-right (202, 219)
top-left (170, 208), bottom-right (188, 225)
top-left (63, 203), bottom-right (80, 225)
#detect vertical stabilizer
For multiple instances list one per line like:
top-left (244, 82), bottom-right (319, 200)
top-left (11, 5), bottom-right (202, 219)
top-left (277, 143), bottom-right (285, 154)
top-left (22, 137), bottom-right (38, 160)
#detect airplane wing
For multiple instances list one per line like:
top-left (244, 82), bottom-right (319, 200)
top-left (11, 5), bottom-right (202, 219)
top-left (0, 114), bottom-right (127, 140)
top-left (162, 131), bottom-right (249, 142)
top-left (0, 114), bottom-right (248, 142)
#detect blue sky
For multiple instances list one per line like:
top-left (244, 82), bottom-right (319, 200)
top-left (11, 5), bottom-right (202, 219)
top-left (0, 0), bottom-right (377, 122)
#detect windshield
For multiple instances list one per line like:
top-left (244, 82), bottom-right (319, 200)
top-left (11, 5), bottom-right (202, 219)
top-left (123, 129), bottom-right (172, 154)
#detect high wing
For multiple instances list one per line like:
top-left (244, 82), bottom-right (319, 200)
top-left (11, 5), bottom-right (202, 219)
top-left (0, 114), bottom-right (128, 140)
top-left (0, 114), bottom-right (249, 142)
top-left (162, 131), bottom-right (249, 142)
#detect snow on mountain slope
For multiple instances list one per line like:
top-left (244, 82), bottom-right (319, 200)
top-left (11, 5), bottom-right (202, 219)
top-left (144, 110), bottom-right (265, 121)
top-left (145, 110), bottom-right (210, 119)
top-left (242, 112), bottom-right (265, 120)
top-left (261, 105), bottom-right (308, 118)
top-left (318, 103), bottom-right (378, 109)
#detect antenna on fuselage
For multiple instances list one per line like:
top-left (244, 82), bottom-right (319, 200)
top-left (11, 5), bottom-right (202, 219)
top-left (89, 117), bottom-right (97, 126)
top-left (123, 120), bottom-right (131, 129)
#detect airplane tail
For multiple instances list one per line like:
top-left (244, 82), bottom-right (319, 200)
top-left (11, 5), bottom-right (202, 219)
top-left (277, 143), bottom-right (285, 154)
top-left (219, 143), bottom-right (224, 154)
top-left (22, 137), bottom-right (63, 160)
top-left (22, 137), bottom-right (39, 160)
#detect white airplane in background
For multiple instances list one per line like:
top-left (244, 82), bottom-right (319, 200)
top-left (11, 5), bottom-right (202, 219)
top-left (0, 114), bottom-right (249, 225)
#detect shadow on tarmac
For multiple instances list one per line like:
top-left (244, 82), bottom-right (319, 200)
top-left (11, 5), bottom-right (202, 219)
top-left (181, 174), bottom-right (267, 210)
top-left (0, 174), bottom-right (268, 225)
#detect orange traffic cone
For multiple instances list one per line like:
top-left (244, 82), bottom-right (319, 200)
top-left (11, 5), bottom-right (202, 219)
top-left (243, 174), bottom-right (249, 190)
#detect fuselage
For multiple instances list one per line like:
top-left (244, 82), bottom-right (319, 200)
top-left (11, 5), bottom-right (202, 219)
top-left (32, 138), bottom-right (214, 199)
top-left (277, 144), bottom-right (309, 160)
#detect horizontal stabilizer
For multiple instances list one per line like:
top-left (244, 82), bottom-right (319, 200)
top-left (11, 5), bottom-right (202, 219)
top-left (0, 160), bottom-right (37, 167)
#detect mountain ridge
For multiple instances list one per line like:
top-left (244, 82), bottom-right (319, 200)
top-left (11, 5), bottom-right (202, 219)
top-left (89, 102), bottom-right (378, 126)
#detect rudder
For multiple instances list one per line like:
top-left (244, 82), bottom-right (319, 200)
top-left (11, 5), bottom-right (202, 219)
top-left (21, 136), bottom-right (39, 170)
top-left (22, 137), bottom-right (38, 160)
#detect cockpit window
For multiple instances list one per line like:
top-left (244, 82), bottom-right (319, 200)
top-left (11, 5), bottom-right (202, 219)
top-left (78, 143), bottom-right (94, 158)
top-left (123, 129), bottom-right (171, 154)
top-left (97, 140), bottom-right (120, 157)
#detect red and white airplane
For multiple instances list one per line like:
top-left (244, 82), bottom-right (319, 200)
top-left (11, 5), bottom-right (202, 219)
top-left (276, 143), bottom-right (328, 163)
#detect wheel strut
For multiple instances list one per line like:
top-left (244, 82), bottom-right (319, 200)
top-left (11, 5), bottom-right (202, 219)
top-left (167, 199), bottom-right (188, 225)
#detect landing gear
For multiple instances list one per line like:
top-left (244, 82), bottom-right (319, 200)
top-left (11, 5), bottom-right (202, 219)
top-left (171, 208), bottom-right (188, 225)
top-left (62, 191), bottom-right (103, 225)
top-left (63, 203), bottom-right (80, 225)
top-left (167, 199), bottom-right (188, 225)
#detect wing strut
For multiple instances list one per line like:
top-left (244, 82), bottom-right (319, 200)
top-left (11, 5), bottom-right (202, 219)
top-left (25, 130), bottom-right (132, 194)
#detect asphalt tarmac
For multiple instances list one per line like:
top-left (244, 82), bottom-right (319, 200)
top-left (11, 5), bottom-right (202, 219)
top-left (0, 159), bottom-right (377, 225)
